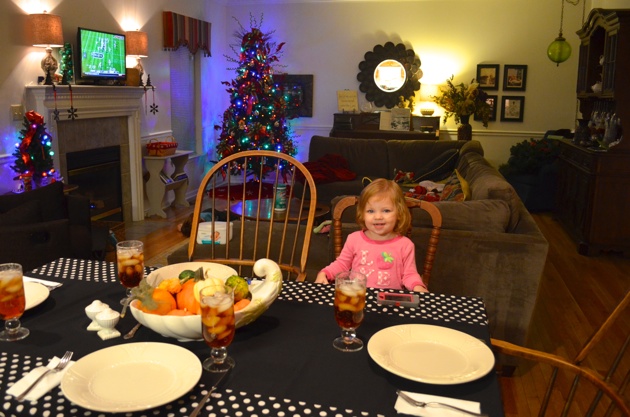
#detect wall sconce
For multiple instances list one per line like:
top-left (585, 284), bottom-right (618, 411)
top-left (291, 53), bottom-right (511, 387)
top-left (125, 30), bottom-right (148, 85)
top-left (547, 0), bottom-right (581, 66)
top-left (29, 12), bottom-right (64, 85)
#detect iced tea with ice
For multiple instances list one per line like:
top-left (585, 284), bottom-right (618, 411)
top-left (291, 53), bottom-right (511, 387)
top-left (116, 240), bottom-right (144, 288)
top-left (0, 269), bottom-right (25, 320)
top-left (334, 279), bottom-right (366, 329)
top-left (201, 289), bottom-right (235, 348)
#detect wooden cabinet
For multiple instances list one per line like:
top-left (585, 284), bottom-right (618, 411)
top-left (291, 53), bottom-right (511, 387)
top-left (555, 140), bottom-right (630, 255)
top-left (555, 9), bottom-right (630, 256)
top-left (329, 113), bottom-right (439, 140)
top-left (144, 151), bottom-right (192, 218)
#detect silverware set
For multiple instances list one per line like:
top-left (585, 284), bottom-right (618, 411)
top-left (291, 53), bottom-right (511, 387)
top-left (396, 390), bottom-right (488, 417)
top-left (16, 351), bottom-right (73, 402)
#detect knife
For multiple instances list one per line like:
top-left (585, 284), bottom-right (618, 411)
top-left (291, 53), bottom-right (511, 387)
top-left (189, 366), bottom-right (232, 417)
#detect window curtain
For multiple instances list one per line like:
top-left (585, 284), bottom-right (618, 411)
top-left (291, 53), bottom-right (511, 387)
top-left (163, 11), bottom-right (211, 57)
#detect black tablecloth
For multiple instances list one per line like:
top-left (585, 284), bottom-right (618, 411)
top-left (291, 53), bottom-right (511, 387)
top-left (0, 258), bottom-right (504, 417)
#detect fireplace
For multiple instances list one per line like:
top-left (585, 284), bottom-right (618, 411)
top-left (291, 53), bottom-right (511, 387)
top-left (67, 146), bottom-right (122, 221)
top-left (25, 85), bottom-right (146, 221)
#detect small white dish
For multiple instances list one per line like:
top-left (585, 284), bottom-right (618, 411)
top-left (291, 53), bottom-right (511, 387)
top-left (85, 300), bottom-right (109, 331)
top-left (367, 324), bottom-right (495, 385)
top-left (61, 342), bottom-right (202, 412)
top-left (24, 281), bottom-right (50, 310)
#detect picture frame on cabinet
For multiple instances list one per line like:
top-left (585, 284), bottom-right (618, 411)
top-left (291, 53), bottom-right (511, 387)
top-left (475, 94), bottom-right (498, 122)
top-left (476, 64), bottom-right (500, 90)
top-left (500, 96), bottom-right (525, 122)
top-left (503, 65), bottom-right (527, 91)
top-left (278, 74), bottom-right (314, 118)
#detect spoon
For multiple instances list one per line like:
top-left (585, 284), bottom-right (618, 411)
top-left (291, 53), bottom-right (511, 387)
top-left (123, 323), bottom-right (142, 339)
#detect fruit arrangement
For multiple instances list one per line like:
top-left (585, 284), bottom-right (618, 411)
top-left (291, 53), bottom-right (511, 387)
top-left (129, 260), bottom-right (282, 341)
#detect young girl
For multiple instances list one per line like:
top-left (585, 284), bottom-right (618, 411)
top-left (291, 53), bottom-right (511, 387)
top-left (315, 178), bottom-right (428, 292)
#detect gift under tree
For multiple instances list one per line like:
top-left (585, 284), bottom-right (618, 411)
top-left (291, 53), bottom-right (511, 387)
top-left (11, 110), bottom-right (56, 190)
top-left (214, 17), bottom-right (296, 176)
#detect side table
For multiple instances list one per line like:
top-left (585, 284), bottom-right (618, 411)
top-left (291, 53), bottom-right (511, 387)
top-left (143, 150), bottom-right (193, 218)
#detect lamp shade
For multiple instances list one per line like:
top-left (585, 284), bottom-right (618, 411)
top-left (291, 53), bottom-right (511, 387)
top-left (29, 13), bottom-right (64, 47)
top-left (125, 31), bottom-right (148, 57)
top-left (547, 35), bottom-right (572, 65)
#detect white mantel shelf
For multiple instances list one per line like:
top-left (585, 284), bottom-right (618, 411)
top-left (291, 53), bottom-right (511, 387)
top-left (24, 85), bottom-right (147, 221)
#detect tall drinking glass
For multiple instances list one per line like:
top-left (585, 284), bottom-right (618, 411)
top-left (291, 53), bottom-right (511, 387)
top-left (116, 240), bottom-right (144, 304)
top-left (333, 271), bottom-right (367, 352)
top-left (200, 284), bottom-right (236, 372)
top-left (0, 263), bottom-right (29, 342)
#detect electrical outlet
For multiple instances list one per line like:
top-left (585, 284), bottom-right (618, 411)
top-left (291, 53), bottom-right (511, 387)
top-left (10, 104), bottom-right (24, 122)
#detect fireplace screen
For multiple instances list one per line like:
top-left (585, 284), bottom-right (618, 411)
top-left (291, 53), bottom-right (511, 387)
top-left (66, 146), bottom-right (123, 221)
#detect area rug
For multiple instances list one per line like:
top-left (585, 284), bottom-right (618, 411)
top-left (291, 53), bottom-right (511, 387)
top-left (210, 181), bottom-right (290, 201)
top-left (146, 239), bottom-right (189, 267)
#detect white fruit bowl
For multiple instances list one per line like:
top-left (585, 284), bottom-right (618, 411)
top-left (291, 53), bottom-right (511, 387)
top-left (129, 260), bottom-right (282, 341)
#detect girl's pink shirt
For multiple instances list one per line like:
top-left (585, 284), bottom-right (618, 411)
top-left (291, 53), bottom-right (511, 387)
top-left (321, 231), bottom-right (427, 291)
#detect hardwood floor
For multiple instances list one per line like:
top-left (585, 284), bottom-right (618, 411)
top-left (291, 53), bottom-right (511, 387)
top-left (117, 207), bottom-right (630, 415)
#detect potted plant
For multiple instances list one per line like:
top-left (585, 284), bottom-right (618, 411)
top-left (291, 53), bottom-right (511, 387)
top-left (499, 137), bottom-right (561, 212)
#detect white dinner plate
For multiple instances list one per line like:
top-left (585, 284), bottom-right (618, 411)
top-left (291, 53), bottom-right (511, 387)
top-left (367, 324), bottom-right (495, 384)
top-left (61, 342), bottom-right (202, 412)
top-left (24, 281), bottom-right (50, 310)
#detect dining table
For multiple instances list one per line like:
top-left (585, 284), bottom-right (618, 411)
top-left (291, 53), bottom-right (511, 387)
top-left (1, 258), bottom-right (505, 417)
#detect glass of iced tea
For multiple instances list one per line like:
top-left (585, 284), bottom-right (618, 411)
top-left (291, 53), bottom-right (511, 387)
top-left (116, 240), bottom-right (144, 303)
top-left (0, 263), bottom-right (29, 342)
top-left (333, 271), bottom-right (367, 352)
top-left (200, 284), bottom-right (236, 372)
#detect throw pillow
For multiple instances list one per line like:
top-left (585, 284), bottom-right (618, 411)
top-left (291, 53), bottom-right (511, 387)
top-left (455, 169), bottom-right (471, 200)
top-left (440, 170), bottom-right (467, 202)
top-left (0, 200), bottom-right (41, 226)
top-left (415, 149), bottom-right (459, 182)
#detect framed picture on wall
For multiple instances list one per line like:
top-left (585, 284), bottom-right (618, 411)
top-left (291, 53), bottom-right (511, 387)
top-left (474, 94), bottom-right (498, 122)
top-left (503, 65), bottom-right (528, 91)
top-left (476, 64), bottom-right (500, 90)
top-left (500, 96), bottom-right (525, 122)
top-left (278, 74), bottom-right (314, 118)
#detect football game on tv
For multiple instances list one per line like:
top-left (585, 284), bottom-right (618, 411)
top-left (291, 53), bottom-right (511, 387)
top-left (77, 27), bottom-right (126, 83)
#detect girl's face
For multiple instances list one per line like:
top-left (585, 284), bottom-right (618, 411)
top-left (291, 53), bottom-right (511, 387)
top-left (363, 193), bottom-right (398, 241)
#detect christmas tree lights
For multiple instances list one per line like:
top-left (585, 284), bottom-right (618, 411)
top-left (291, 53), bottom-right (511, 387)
top-left (214, 16), bottom-right (296, 177)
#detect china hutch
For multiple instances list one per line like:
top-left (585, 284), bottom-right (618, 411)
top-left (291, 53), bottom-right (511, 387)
top-left (555, 9), bottom-right (630, 256)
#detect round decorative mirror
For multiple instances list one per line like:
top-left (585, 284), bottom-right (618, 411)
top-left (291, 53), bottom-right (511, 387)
top-left (357, 42), bottom-right (421, 108)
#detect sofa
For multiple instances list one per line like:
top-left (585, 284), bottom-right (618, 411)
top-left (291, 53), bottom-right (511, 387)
top-left (0, 181), bottom-right (94, 270)
top-left (307, 135), bottom-right (549, 348)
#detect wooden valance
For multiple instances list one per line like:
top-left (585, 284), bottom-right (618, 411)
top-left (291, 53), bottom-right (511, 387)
top-left (163, 11), bottom-right (211, 57)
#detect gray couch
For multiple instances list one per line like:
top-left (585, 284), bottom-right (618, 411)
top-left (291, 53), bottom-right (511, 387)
top-left (307, 135), bottom-right (549, 348)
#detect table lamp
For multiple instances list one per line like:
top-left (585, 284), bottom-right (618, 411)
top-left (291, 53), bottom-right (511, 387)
top-left (125, 30), bottom-right (148, 86)
top-left (29, 12), bottom-right (64, 85)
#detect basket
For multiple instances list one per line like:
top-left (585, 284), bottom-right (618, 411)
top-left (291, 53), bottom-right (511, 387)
top-left (146, 137), bottom-right (178, 156)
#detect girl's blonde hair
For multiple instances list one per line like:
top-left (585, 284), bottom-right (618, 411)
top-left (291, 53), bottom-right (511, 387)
top-left (356, 178), bottom-right (411, 235)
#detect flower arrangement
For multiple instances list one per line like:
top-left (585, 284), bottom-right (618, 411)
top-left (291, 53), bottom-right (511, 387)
top-left (432, 75), bottom-right (492, 127)
top-left (498, 138), bottom-right (561, 177)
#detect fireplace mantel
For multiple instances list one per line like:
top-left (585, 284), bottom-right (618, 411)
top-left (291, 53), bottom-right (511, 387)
top-left (25, 85), bottom-right (146, 221)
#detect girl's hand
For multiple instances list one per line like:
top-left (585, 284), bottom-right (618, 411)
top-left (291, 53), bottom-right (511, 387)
top-left (315, 272), bottom-right (330, 284)
top-left (413, 285), bottom-right (429, 293)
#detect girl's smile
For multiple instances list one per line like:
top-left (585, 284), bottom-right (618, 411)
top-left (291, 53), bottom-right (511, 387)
top-left (363, 194), bottom-right (398, 241)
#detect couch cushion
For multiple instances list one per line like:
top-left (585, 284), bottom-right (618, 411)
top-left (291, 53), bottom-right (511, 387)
top-left (458, 152), bottom-right (521, 231)
top-left (0, 200), bottom-right (41, 226)
top-left (411, 199), bottom-right (511, 233)
top-left (415, 149), bottom-right (459, 182)
top-left (0, 182), bottom-right (66, 222)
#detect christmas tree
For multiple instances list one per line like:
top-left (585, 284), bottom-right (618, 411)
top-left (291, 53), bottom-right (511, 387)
top-left (11, 111), bottom-right (56, 185)
top-left (215, 16), bottom-right (296, 175)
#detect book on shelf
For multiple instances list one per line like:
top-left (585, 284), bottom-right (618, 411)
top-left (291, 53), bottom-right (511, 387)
top-left (172, 172), bottom-right (188, 182)
top-left (159, 171), bottom-right (173, 184)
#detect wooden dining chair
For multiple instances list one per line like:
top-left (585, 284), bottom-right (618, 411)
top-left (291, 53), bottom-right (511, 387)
top-left (491, 290), bottom-right (630, 417)
top-left (332, 196), bottom-right (442, 288)
top-left (188, 150), bottom-right (317, 281)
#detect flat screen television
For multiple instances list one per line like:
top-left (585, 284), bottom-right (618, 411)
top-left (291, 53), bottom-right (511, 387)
top-left (77, 27), bottom-right (126, 84)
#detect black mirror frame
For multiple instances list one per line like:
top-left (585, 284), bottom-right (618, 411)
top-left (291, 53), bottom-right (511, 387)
top-left (357, 42), bottom-right (421, 109)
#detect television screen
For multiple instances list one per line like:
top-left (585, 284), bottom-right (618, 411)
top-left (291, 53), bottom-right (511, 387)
top-left (77, 27), bottom-right (126, 83)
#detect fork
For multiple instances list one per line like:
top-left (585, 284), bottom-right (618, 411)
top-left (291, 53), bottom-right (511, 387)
top-left (16, 351), bottom-right (73, 402)
top-left (396, 390), bottom-right (488, 417)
